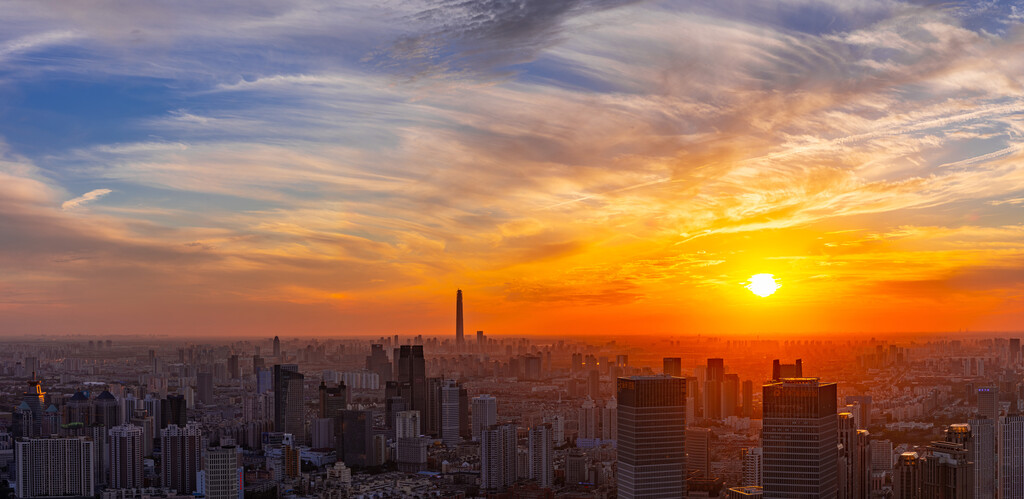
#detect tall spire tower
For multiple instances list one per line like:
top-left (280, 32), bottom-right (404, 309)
top-left (456, 289), bottom-right (465, 346)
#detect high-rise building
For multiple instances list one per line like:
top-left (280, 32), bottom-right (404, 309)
top-left (838, 412), bottom-right (859, 499)
top-left (273, 336), bottom-right (281, 357)
top-left (770, 359), bottom-right (802, 381)
top-left (109, 424), bottom-right (144, 489)
top-left (566, 451), bottom-right (588, 485)
top-left (922, 441), bottom-right (972, 497)
top-left (15, 437), bottom-right (95, 498)
top-left (663, 357), bottom-right (682, 377)
top-left (161, 423), bottom-right (203, 495)
top-left (365, 344), bottom-right (392, 383)
top-left (723, 373), bottom-right (739, 418)
top-left (617, 375), bottom-right (687, 499)
top-left (705, 359), bottom-right (724, 420)
top-left (741, 447), bottom-right (763, 486)
top-left (455, 289), bottom-right (465, 346)
top-left (227, 355), bottom-right (240, 380)
top-left (273, 364), bottom-right (305, 445)
top-left (686, 427), bottom-right (711, 478)
top-left (19, 374), bottom-right (45, 437)
top-left (197, 372), bottom-right (214, 406)
top-left (761, 377), bottom-right (838, 498)
top-left (338, 410), bottom-right (374, 467)
top-left (396, 410), bottom-right (421, 439)
top-left (162, 394), bottom-right (187, 429)
top-left (894, 452), bottom-right (921, 499)
top-left (601, 398), bottom-right (618, 441)
top-left (578, 398), bottom-right (598, 440)
top-left (439, 379), bottom-right (462, 446)
top-left (969, 417), bottom-right (996, 499)
top-left (319, 380), bottom-right (348, 419)
top-left (978, 387), bottom-right (999, 421)
top-left (481, 423), bottom-right (518, 492)
top-left (1001, 414), bottom-right (1024, 499)
top-left (845, 395), bottom-right (873, 428)
top-left (472, 395), bottom-right (497, 441)
top-left (871, 439), bottom-right (893, 471)
top-left (742, 380), bottom-right (753, 418)
top-left (200, 445), bottom-right (241, 499)
top-left (528, 424), bottom-right (554, 488)
top-left (95, 390), bottom-right (121, 431)
top-left (395, 346), bottom-right (428, 433)
top-left (588, 369), bottom-right (601, 399)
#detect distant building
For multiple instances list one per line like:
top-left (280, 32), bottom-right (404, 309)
top-left (472, 395), bottom-right (497, 441)
top-left (663, 357), bottom-right (682, 377)
top-left (273, 364), bottom-right (305, 445)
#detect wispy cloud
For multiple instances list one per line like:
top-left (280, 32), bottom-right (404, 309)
top-left (61, 188), bottom-right (112, 211)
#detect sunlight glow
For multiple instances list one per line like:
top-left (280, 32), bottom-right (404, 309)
top-left (746, 273), bottom-right (780, 297)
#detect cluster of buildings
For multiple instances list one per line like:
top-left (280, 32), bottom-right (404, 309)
top-left (4, 293), bottom-right (1024, 498)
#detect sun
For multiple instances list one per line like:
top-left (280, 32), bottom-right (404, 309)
top-left (745, 273), bottom-right (780, 297)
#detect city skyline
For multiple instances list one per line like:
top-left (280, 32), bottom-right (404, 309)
top-left (2, 2), bottom-right (1024, 336)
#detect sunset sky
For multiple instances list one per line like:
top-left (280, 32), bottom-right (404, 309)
top-left (2, 1), bottom-right (1024, 337)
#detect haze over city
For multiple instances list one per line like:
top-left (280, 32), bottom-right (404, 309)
top-left (3, 1), bottom-right (1024, 337)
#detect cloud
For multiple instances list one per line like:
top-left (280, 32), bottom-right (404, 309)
top-left (61, 189), bottom-right (112, 210)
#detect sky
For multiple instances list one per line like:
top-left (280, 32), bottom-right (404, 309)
top-left (2, 0), bottom-right (1024, 337)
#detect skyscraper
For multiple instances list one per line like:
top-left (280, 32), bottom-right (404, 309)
top-left (273, 335), bottom-right (281, 357)
top-left (705, 358), bottom-right (724, 420)
top-left (456, 289), bottom-right (465, 347)
top-left (197, 372), bottom-right (214, 406)
top-left (770, 359), bottom-right (802, 381)
top-left (761, 377), bottom-right (838, 498)
top-left (161, 423), bottom-right (203, 495)
top-left (15, 437), bottom-right (95, 498)
top-left (969, 417), bottom-right (996, 499)
top-left (838, 412), bottom-right (859, 498)
top-left (894, 452), bottom-right (921, 499)
top-left (365, 344), bottom-right (392, 383)
top-left (109, 423), bottom-right (144, 489)
top-left (617, 375), bottom-right (687, 499)
top-left (922, 441), bottom-right (972, 497)
top-left (273, 364), bottom-right (305, 445)
top-left (338, 410), bottom-right (374, 467)
top-left (601, 398), bottom-right (617, 441)
top-left (472, 395), bottom-right (497, 441)
top-left (1001, 414), bottom-right (1024, 499)
top-left (578, 398), bottom-right (598, 440)
top-left (663, 357), bottom-right (682, 377)
top-left (439, 379), bottom-right (462, 446)
top-left (395, 345), bottom-right (428, 433)
top-left (319, 380), bottom-right (348, 418)
top-left (978, 386), bottom-right (999, 421)
top-left (200, 445), bottom-right (241, 499)
top-left (741, 447), bottom-right (763, 486)
top-left (686, 427), bottom-right (711, 478)
top-left (528, 424), bottom-right (554, 488)
top-left (481, 423), bottom-right (518, 492)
